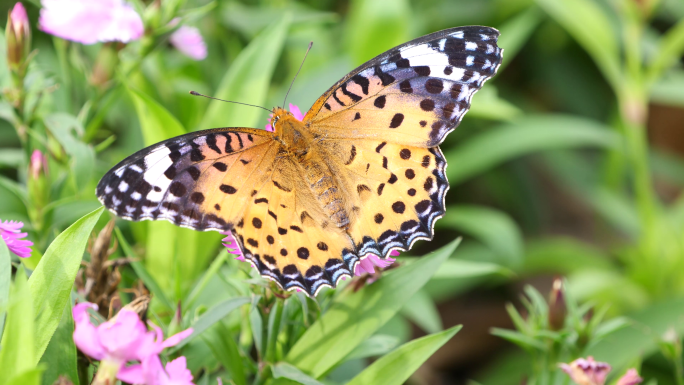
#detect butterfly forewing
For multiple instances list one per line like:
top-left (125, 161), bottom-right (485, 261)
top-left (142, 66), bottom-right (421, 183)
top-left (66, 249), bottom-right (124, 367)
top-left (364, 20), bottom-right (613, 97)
top-left (305, 26), bottom-right (502, 146)
top-left (97, 128), bottom-right (276, 231)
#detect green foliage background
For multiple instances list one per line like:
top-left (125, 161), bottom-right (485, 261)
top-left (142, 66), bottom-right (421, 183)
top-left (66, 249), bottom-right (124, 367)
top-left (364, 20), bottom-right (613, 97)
top-left (1, 0), bottom-right (684, 384)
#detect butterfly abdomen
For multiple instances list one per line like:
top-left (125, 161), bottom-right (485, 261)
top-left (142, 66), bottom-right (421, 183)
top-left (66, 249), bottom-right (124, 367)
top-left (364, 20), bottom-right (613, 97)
top-left (299, 155), bottom-right (349, 227)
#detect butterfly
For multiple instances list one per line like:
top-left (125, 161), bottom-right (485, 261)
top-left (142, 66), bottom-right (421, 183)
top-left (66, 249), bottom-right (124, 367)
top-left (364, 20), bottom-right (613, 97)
top-left (97, 26), bottom-right (503, 296)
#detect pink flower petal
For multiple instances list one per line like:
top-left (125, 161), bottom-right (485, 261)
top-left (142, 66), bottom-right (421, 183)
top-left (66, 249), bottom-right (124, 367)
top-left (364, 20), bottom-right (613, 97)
top-left (117, 363), bottom-right (145, 384)
top-left (616, 369), bottom-right (643, 385)
top-left (221, 231), bottom-right (247, 262)
top-left (354, 254), bottom-right (396, 276)
top-left (170, 26), bottom-right (207, 60)
top-left (289, 103), bottom-right (304, 121)
top-left (96, 308), bottom-right (149, 363)
top-left (39, 0), bottom-right (143, 44)
top-left (165, 357), bottom-right (194, 384)
top-left (72, 303), bottom-right (106, 360)
top-left (161, 328), bottom-right (193, 349)
top-left (561, 356), bottom-right (611, 385)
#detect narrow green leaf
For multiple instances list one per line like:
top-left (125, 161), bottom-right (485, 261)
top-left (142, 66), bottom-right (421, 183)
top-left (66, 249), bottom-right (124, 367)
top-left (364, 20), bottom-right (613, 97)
top-left (468, 86), bottom-right (522, 121)
top-left (272, 363), bottom-right (325, 385)
top-left (491, 328), bottom-right (546, 351)
top-left (115, 228), bottom-right (175, 311)
top-left (40, 299), bottom-right (79, 385)
top-left (347, 325), bottom-right (462, 385)
top-left (172, 297), bottom-right (250, 351)
top-left (433, 259), bottom-right (513, 279)
top-left (0, 238), bottom-right (10, 335)
top-left (266, 300), bottom-right (284, 363)
top-left (400, 289), bottom-right (443, 334)
top-left (438, 205), bottom-right (523, 268)
top-left (444, 114), bottom-right (619, 184)
top-left (127, 86), bottom-right (186, 146)
top-left (28, 207), bottom-right (104, 361)
top-left (535, 0), bottom-right (621, 89)
top-left (204, 323), bottom-right (246, 385)
top-left (200, 15), bottom-right (290, 130)
top-left (496, 6), bottom-right (543, 71)
top-left (0, 268), bottom-right (35, 383)
top-left (345, 334), bottom-right (399, 361)
top-left (250, 304), bottom-right (264, 357)
top-left (647, 17), bottom-right (684, 82)
top-left (286, 239), bottom-right (459, 378)
top-left (185, 250), bottom-right (229, 309)
top-left (5, 367), bottom-right (44, 385)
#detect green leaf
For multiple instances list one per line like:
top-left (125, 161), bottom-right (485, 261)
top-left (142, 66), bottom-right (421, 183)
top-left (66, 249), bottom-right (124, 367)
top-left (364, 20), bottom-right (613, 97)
top-left (438, 205), bottom-right (523, 268)
top-left (39, 299), bottom-right (79, 385)
top-left (200, 15), bottom-right (290, 130)
top-left (266, 300), bottom-right (284, 363)
top-left (523, 237), bottom-right (613, 274)
top-left (344, 0), bottom-right (410, 65)
top-left (347, 325), bottom-right (462, 385)
top-left (0, 268), bottom-right (36, 383)
top-left (345, 334), bottom-right (400, 361)
top-left (127, 86), bottom-right (186, 146)
top-left (491, 328), bottom-right (546, 351)
top-left (43, 113), bottom-right (95, 189)
top-left (204, 323), bottom-right (246, 385)
top-left (647, 17), bottom-right (684, 82)
top-left (272, 363), bottom-right (325, 385)
top-left (250, 303), bottom-right (264, 358)
top-left (115, 227), bottom-right (175, 311)
top-left (172, 297), bottom-right (250, 351)
top-left (0, 148), bottom-right (22, 168)
top-left (651, 70), bottom-right (684, 107)
top-left (400, 289), bottom-right (442, 334)
top-left (185, 250), bottom-right (229, 309)
top-left (28, 207), bottom-right (104, 361)
top-left (496, 6), bottom-right (543, 72)
top-left (468, 86), bottom-right (522, 121)
top-left (444, 114), bottom-right (619, 184)
top-left (432, 259), bottom-right (513, 279)
top-left (535, 0), bottom-right (621, 90)
top-left (0, 238), bottom-right (10, 336)
top-left (5, 367), bottom-right (44, 385)
top-left (286, 239), bottom-right (459, 378)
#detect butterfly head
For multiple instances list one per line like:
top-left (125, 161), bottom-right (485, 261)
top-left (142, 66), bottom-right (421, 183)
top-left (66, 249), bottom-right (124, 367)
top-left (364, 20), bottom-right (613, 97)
top-left (270, 107), bottom-right (297, 131)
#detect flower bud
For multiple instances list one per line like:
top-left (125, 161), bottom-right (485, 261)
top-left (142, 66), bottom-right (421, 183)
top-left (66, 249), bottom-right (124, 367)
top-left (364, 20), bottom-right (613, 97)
top-left (548, 277), bottom-right (567, 330)
top-left (560, 357), bottom-right (611, 385)
top-left (29, 149), bottom-right (47, 180)
top-left (6, 3), bottom-right (31, 70)
top-left (90, 43), bottom-right (119, 90)
top-left (616, 369), bottom-right (643, 385)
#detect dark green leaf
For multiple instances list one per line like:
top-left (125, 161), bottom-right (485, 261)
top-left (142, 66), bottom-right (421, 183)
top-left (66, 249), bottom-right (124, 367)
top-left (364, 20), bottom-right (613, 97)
top-left (43, 113), bottom-right (95, 189)
top-left (204, 323), bottom-right (246, 385)
top-left (172, 297), bottom-right (250, 351)
top-left (400, 289), bottom-right (443, 334)
top-left (40, 299), bottom-right (79, 385)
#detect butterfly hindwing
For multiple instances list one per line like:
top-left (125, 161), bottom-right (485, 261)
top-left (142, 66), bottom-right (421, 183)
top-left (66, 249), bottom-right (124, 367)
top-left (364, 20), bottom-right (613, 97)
top-left (321, 139), bottom-right (448, 257)
top-left (97, 128), bottom-right (277, 231)
top-left (305, 26), bottom-right (502, 146)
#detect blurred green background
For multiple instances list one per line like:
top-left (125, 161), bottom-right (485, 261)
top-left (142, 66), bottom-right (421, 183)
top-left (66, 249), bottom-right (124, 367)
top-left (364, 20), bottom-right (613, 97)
top-left (2, 0), bottom-right (684, 384)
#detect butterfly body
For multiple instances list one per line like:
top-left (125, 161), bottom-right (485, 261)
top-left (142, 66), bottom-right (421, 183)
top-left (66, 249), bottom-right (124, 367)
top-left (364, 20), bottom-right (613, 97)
top-left (98, 26), bottom-right (504, 296)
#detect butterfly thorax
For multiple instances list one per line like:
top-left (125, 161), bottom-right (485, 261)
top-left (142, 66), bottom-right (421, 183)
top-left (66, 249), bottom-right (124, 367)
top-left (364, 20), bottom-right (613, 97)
top-left (273, 108), bottom-right (350, 228)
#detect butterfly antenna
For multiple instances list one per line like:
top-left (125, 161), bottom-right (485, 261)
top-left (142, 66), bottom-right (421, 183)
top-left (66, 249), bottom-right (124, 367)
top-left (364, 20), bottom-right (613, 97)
top-left (189, 91), bottom-right (272, 112)
top-left (283, 41), bottom-right (313, 108)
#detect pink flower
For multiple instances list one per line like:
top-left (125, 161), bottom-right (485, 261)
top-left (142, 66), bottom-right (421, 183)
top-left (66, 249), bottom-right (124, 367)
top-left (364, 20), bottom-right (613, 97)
top-left (39, 0), bottom-right (144, 45)
top-left (73, 302), bottom-right (193, 384)
top-left (616, 369), bottom-right (643, 385)
top-left (0, 220), bottom-right (33, 258)
top-left (143, 355), bottom-right (195, 385)
top-left (7, 3), bottom-right (31, 69)
top-left (560, 357), bottom-right (611, 385)
top-left (170, 25), bottom-right (207, 60)
top-left (354, 250), bottom-right (399, 276)
top-left (265, 104), bottom-right (304, 131)
top-left (221, 230), bottom-right (245, 262)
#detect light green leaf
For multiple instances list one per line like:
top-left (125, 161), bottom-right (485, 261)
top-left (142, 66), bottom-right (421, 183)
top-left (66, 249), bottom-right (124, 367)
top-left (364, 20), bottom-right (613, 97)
top-left (345, 334), bottom-right (400, 361)
top-left (433, 259), bottom-right (513, 279)
top-left (344, 0), bottom-right (410, 65)
top-left (43, 113), bottom-right (95, 189)
top-left (204, 323), bottom-right (246, 385)
top-left (523, 237), bottom-right (613, 274)
top-left (5, 367), bottom-right (44, 385)
top-left (0, 149), bottom-right (22, 168)
top-left (40, 299), bottom-right (79, 385)
top-left (250, 303), bottom-right (264, 357)
top-left (468, 86), bottom-right (522, 121)
top-left (400, 289), bottom-right (442, 334)
top-left (347, 325), bottom-right (462, 385)
top-left (127, 86), bottom-right (186, 146)
top-left (0, 268), bottom-right (35, 383)
top-left (286, 239), bottom-right (459, 378)
top-left (200, 15), bottom-right (290, 130)
top-left (266, 300), bottom-right (283, 363)
top-left (444, 114), bottom-right (619, 184)
top-left (0, 238), bottom-right (10, 336)
top-left (647, 17), bottom-right (684, 82)
top-left (172, 297), bottom-right (250, 351)
top-left (438, 205), bottom-right (523, 268)
top-left (496, 6), bottom-right (543, 72)
top-left (185, 250), bottom-right (229, 309)
top-left (115, 228), bottom-right (175, 311)
top-left (28, 207), bottom-right (104, 361)
top-left (651, 70), bottom-right (684, 107)
top-left (535, 0), bottom-right (621, 90)
top-left (491, 328), bottom-right (546, 351)
top-left (272, 363), bottom-right (325, 385)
